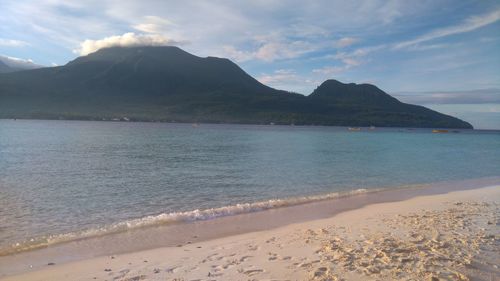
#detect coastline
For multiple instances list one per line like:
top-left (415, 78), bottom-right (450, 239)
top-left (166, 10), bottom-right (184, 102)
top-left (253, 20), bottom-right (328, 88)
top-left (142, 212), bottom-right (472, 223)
top-left (0, 178), bottom-right (498, 280)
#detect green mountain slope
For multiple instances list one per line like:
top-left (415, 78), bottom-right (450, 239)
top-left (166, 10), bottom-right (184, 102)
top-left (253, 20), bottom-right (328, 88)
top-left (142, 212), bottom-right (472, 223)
top-left (0, 46), bottom-right (472, 128)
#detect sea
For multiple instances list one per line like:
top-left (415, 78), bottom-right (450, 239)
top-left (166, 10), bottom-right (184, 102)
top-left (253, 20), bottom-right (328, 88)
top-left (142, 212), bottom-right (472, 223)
top-left (0, 119), bottom-right (499, 256)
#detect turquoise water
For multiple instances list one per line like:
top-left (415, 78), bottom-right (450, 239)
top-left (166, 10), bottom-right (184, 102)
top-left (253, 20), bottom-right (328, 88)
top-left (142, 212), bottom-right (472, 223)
top-left (0, 120), bottom-right (499, 253)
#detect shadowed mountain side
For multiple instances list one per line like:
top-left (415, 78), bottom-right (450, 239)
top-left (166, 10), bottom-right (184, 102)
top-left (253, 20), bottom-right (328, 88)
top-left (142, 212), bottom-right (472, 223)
top-left (0, 46), bottom-right (472, 128)
top-left (0, 55), bottom-right (43, 73)
top-left (0, 60), bottom-right (16, 73)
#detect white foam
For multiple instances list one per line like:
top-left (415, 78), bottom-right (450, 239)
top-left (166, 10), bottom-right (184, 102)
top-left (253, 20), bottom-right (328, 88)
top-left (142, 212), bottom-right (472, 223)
top-left (1, 188), bottom-right (378, 255)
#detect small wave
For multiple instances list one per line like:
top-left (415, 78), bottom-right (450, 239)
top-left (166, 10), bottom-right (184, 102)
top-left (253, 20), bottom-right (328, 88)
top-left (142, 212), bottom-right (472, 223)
top-left (0, 188), bottom-right (380, 256)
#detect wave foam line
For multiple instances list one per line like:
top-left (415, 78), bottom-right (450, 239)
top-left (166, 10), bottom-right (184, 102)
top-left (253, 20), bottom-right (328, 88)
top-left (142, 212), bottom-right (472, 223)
top-left (1, 188), bottom-right (379, 256)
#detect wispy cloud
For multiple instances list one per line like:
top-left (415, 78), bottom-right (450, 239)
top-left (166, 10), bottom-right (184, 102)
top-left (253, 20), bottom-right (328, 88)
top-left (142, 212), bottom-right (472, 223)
top-left (335, 37), bottom-right (358, 48)
top-left (0, 38), bottom-right (29, 47)
top-left (257, 69), bottom-right (318, 93)
top-left (394, 9), bottom-right (500, 49)
top-left (132, 16), bottom-right (172, 34)
top-left (258, 69), bottom-right (300, 85)
top-left (224, 38), bottom-right (317, 62)
top-left (329, 45), bottom-right (386, 67)
top-left (405, 43), bottom-right (453, 52)
top-left (312, 66), bottom-right (346, 76)
top-left (255, 40), bottom-right (315, 62)
top-left (334, 53), bottom-right (363, 67)
top-left (75, 32), bottom-right (181, 55)
top-left (222, 45), bottom-right (254, 62)
top-left (312, 66), bottom-right (347, 75)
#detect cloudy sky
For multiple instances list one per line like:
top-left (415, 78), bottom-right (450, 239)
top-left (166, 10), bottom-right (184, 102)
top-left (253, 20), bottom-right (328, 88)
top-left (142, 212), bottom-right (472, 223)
top-left (0, 0), bottom-right (499, 128)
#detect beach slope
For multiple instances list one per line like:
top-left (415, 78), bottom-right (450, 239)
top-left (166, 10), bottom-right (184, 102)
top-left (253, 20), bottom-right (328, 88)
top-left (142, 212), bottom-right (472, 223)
top-left (2, 185), bottom-right (498, 281)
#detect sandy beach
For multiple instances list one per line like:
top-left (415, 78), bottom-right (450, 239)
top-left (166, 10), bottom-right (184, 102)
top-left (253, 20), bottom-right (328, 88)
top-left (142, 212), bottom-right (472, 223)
top-left (1, 184), bottom-right (498, 281)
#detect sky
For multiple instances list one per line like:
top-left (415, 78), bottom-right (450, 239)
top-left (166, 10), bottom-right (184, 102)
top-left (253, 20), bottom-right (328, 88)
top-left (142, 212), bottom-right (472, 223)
top-left (0, 0), bottom-right (499, 129)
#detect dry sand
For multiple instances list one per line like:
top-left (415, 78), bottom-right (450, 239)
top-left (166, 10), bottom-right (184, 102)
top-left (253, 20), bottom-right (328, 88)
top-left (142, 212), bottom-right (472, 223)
top-left (1, 185), bottom-right (498, 281)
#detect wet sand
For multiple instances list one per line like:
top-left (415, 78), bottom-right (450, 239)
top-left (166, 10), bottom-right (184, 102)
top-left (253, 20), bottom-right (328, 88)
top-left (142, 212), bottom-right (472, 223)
top-left (0, 179), bottom-right (498, 280)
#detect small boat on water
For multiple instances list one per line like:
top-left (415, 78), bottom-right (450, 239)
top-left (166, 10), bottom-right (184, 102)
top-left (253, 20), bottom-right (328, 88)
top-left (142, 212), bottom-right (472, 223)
top-left (348, 127), bottom-right (361, 131)
top-left (432, 129), bottom-right (449, 133)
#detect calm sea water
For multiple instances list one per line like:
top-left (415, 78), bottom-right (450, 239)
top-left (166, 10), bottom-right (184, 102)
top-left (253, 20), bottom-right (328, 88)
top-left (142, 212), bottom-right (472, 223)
top-left (0, 120), bottom-right (499, 254)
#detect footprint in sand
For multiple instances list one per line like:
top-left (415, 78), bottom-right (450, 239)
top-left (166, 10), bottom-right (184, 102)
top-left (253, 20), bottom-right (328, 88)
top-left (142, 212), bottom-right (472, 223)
top-left (201, 254), bottom-right (219, 263)
top-left (221, 258), bottom-right (239, 269)
top-left (112, 269), bottom-right (130, 280)
top-left (188, 266), bottom-right (199, 271)
top-left (242, 268), bottom-right (264, 276)
top-left (207, 271), bottom-right (223, 277)
top-left (247, 245), bottom-right (260, 251)
top-left (297, 260), bottom-right (320, 269)
top-left (165, 266), bottom-right (179, 273)
top-left (266, 237), bottom-right (277, 243)
top-left (211, 265), bottom-right (224, 272)
top-left (122, 275), bottom-right (147, 281)
top-left (239, 255), bottom-right (252, 262)
top-left (268, 252), bottom-right (279, 261)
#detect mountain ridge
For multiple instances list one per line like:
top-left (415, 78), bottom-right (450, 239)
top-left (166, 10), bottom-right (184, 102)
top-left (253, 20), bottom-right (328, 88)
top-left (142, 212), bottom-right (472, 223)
top-left (0, 55), bottom-right (43, 73)
top-left (0, 46), bottom-right (472, 128)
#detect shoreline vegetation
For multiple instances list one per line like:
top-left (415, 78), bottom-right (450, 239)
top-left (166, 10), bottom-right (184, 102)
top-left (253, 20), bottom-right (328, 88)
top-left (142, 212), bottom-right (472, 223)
top-left (0, 118), bottom-right (480, 133)
top-left (0, 179), bottom-right (498, 280)
top-left (0, 107), bottom-right (474, 129)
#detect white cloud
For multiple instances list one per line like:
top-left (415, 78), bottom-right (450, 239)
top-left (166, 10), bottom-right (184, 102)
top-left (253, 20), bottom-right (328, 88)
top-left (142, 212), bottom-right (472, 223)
top-left (76, 32), bottom-right (179, 55)
top-left (329, 45), bottom-right (385, 67)
top-left (224, 39), bottom-right (317, 62)
top-left (312, 66), bottom-right (347, 75)
top-left (309, 44), bottom-right (386, 78)
top-left (0, 38), bottom-right (29, 47)
top-left (257, 69), bottom-right (318, 93)
top-left (288, 23), bottom-right (329, 38)
top-left (222, 45), bottom-right (254, 62)
top-left (394, 9), bottom-right (500, 49)
top-left (336, 37), bottom-right (358, 48)
top-left (132, 16), bottom-right (172, 34)
top-left (258, 69), bottom-right (300, 84)
top-left (255, 41), bottom-right (308, 62)
top-left (0, 0), bottom-right (438, 64)
top-left (406, 43), bottom-right (452, 51)
top-left (254, 42), bottom-right (283, 61)
top-left (376, 0), bottom-right (403, 24)
top-left (334, 53), bottom-right (362, 67)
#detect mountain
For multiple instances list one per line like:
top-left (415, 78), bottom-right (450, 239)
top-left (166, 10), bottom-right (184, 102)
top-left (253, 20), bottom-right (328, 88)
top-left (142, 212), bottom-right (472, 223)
top-left (0, 46), bottom-right (472, 128)
top-left (309, 79), bottom-right (401, 105)
top-left (0, 60), bottom-right (10, 73)
top-left (0, 55), bottom-right (43, 73)
top-left (306, 80), bottom-right (472, 128)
